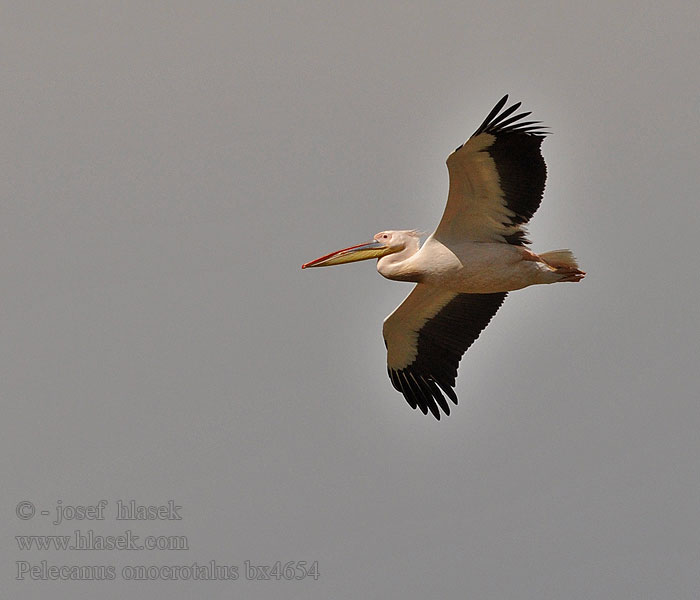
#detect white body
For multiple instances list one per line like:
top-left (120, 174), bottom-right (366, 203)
top-left (376, 234), bottom-right (567, 293)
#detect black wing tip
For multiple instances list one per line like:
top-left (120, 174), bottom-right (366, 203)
top-left (389, 368), bottom-right (458, 419)
top-left (474, 95), bottom-right (549, 138)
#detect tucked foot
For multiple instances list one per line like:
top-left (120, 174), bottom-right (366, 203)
top-left (554, 266), bottom-right (585, 282)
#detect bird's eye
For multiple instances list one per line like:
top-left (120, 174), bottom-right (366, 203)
top-left (382, 234), bottom-right (388, 239)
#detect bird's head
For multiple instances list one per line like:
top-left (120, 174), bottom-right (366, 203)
top-left (301, 230), bottom-right (420, 269)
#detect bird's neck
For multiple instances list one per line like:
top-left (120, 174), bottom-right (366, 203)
top-left (377, 243), bottom-right (422, 282)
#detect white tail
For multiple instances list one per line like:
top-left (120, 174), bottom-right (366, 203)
top-left (539, 249), bottom-right (580, 270)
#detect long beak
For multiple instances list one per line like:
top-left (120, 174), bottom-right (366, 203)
top-left (302, 240), bottom-right (392, 269)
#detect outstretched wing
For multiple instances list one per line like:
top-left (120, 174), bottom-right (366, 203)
top-left (383, 284), bottom-right (507, 419)
top-left (434, 95), bottom-right (548, 246)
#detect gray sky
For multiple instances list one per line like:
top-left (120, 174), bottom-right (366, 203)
top-left (3, 1), bottom-right (699, 598)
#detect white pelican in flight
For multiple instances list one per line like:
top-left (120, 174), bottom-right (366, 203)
top-left (302, 95), bottom-right (585, 419)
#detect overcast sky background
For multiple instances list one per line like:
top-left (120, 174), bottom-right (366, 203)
top-left (3, 2), bottom-right (700, 598)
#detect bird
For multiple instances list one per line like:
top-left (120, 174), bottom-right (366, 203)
top-left (301, 95), bottom-right (585, 419)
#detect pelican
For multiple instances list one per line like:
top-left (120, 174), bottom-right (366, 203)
top-left (302, 95), bottom-right (585, 419)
